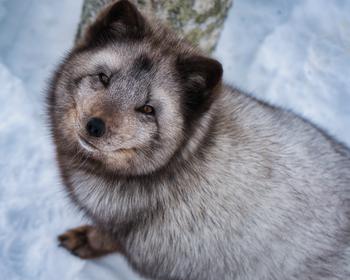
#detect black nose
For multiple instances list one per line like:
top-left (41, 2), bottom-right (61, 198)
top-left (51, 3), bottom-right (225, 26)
top-left (86, 117), bottom-right (106, 138)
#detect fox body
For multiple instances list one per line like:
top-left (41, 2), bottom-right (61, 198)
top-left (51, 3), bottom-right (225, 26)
top-left (49, 1), bottom-right (350, 279)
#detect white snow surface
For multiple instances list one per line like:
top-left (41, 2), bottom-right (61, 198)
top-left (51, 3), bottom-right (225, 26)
top-left (215, 0), bottom-right (350, 145)
top-left (0, 0), bottom-right (349, 279)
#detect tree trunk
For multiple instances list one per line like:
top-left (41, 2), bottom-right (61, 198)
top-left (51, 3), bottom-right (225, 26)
top-left (76, 0), bottom-right (233, 53)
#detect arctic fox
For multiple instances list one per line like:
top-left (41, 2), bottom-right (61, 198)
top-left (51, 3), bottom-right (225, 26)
top-left (48, 1), bottom-right (350, 279)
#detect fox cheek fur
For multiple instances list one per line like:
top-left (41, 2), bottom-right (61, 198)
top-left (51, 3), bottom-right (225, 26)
top-left (48, 1), bottom-right (350, 280)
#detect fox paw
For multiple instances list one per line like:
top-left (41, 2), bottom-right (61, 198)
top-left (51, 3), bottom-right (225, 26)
top-left (58, 225), bottom-right (119, 259)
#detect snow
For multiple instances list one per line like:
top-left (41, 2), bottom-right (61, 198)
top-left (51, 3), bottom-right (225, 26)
top-left (215, 0), bottom-right (350, 146)
top-left (0, 0), bottom-right (349, 279)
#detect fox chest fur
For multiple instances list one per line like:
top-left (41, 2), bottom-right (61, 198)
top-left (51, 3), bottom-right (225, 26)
top-left (49, 1), bottom-right (350, 279)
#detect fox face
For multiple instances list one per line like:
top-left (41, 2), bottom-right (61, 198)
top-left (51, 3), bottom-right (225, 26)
top-left (48, 0), bottom-right (222, 176)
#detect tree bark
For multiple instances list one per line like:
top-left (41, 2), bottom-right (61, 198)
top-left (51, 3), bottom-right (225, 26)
top-left (76, 0), bottom-right (233, 53)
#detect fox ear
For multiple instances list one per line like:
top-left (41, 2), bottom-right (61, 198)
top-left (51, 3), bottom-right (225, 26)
top-left (176, 55), bottom-right (223, 110)
top-left (104, 0), bottom-right (146, 37)
top-left (82, 0), bottom-right (147, 45)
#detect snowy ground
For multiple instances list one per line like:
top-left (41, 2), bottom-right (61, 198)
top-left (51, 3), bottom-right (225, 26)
top-left (215, 0), bottom-right (350, 146)
top-left (0, 0), bottom-right (349, 279)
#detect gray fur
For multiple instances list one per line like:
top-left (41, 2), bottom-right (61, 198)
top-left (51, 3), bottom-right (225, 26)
top-left (48, 1), bottom-right (350, 279)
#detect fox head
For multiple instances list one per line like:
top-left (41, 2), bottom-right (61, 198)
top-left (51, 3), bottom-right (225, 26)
top-left (48, 0), bottom-right (223, 176)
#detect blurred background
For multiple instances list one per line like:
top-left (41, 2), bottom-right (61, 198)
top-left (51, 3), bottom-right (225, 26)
top-left (0, 0), bottom-right (349, 279)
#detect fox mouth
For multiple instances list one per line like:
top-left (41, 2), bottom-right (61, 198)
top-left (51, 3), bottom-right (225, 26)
top-left (77, 134), bottom-right (136, 155)
top-left (77, 135), bottom-right (99, 152)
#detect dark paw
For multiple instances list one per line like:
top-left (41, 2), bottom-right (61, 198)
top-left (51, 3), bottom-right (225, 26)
top-left (58, 225), bottom-right (107, 259)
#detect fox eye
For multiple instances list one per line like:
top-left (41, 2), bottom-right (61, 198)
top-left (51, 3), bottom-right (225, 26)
top-left (137, 105), bottom-right (155, 115)
top-left (98, 72), bottom-right (110, 86)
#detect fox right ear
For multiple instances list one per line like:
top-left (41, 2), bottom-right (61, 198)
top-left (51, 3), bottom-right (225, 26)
top-left (81, 0), bottom-right (148, 46)
top-left (176, 54), bottom-right (223, 111)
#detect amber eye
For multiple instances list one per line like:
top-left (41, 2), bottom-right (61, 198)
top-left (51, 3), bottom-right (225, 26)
top-left (98, 73), bottom-right (110, 86)
top-left (138, 105), bottom-right (155, 115)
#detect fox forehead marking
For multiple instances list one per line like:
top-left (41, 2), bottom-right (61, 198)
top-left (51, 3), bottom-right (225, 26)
top-left (72, 47), bottom-right (124, 76)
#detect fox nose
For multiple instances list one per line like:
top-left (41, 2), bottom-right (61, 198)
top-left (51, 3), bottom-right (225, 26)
top-left (86, 117), bottom-right (106, 138)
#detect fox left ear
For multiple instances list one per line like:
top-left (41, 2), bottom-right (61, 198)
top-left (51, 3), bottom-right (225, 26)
top-left (82, 0), bottom-right (148, 46)
top-left (103, 0), bottom-right (146, 37)
top-left (176, 55), bottom-right (223, 110)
